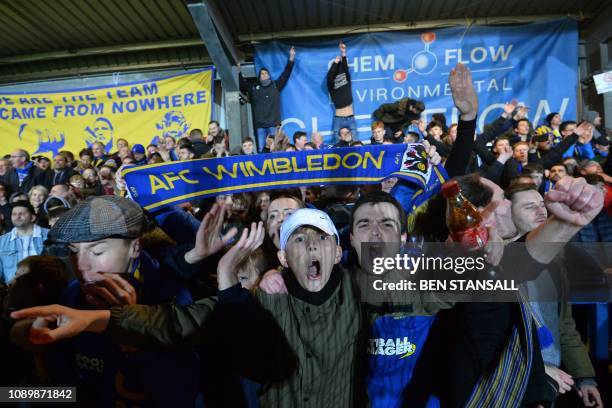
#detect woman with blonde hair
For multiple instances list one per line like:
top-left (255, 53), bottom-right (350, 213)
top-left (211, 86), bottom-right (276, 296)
top-left (28, 185), bottom-right (49, 227)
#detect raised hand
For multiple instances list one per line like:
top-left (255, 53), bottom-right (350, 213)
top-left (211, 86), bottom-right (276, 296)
top-left (449, 63), bottom-right (478, 121)
top-left (417, 119), bottom-right (427, 133)
top-left (115, 165), bottom-right (128, 191)
top-left (502, 99), bottom-right (518, 118)
top-left (217, 222), bottom-right (265, 290)
top-left (339, 42), bottom-right (347, 56)
top-left (484, 225), bottom-right (504, 265)
top-left (11, 305), bottom-right (110, 345)
top-left (574, 121), bottom-right (594, 144)
top-left (421, 140), bottom-right (441, 166)
top-left (513, 105), bottom-right (529, 121)
top-left (545, 177), bottom-right (604, 227)
top-left (258, 269), bottom-right (288, 294)
top-left (274, 128), bottom-right (289, 148)
top-left (184, 203), bottom-right (238, 264)
top-left (497, 144), bottom-right (513, 164)
top-left (289, 46), bottom-right (296, 61)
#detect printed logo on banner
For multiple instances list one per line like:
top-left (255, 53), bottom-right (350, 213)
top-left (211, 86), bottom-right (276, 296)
top-left (399, 144), bottom-right (431, 181)
top-left (393, 32), bottom-right (438, 83)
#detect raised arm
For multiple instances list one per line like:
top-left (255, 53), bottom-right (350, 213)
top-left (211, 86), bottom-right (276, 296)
top-left (479, 101), bottom-right (516, 144)
top-left (478, 144), bottom-right (513, 185)
top-left (275, 46), bottom-right (295, 91)
top-left (445, 63), bottom-right (478, 178)
top-left (340, 42), bottom-right (350, 82)
top-left (538, 122), bottom-right (591, 169)
top-left (238, 64), bottom-right (250, 95)
top-left (525, 176), bottom-right (604, 264)
top-left (327, 58), bottom-right (339, 92)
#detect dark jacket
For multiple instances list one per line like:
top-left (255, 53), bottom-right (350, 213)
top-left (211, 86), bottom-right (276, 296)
top-left (528, 133), bottom-right (579, 169)
top-left (473, 116), bottom-right (514, 166)
top-left (444, 118), bottom-right (477, 179)
top-left (426, 135), bottom-right (450, 158)
top-left (487, 133), bottom-right (582, 187)
top-left (334, 140), bottom-right (352, 148)
top-left (0, 202), bottom-right (12, 232)
top-left (4, 163), bottom-right (46, 193)
top-left (43, 167), bottom-right (75, 189)
top-left (373, 98), bottom-right (423, 132)
top-left (192, 139), bottom-right (213, 158)
top-left (240, 61), bottom-right (294, 128)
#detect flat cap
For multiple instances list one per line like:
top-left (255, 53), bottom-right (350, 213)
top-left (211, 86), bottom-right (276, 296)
top-left (48, 195), bottom-right (144, 243)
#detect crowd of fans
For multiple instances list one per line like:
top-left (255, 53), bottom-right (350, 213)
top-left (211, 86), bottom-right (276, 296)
top-left (0, 44), bottom-right (610, 408)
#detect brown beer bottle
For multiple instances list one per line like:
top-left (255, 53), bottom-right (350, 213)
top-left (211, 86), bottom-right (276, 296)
top-left (441, 180), bottom-right (488, 250)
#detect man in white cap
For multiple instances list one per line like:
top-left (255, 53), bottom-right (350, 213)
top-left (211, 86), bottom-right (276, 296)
top-left (216, 208), bottom-right (363, 407)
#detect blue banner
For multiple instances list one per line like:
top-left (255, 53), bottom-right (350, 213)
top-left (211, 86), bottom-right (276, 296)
top-left (123, 144), bottom-right (447, 211)
top-left (254, 18), bottom-right (578, 143)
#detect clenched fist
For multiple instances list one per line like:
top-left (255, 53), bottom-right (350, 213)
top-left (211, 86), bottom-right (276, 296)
top-left (545, 176), bottom-right (604, 227)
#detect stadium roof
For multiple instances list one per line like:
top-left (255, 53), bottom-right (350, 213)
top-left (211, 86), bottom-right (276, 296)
top-left (0, 0), bottom-right (608, 84)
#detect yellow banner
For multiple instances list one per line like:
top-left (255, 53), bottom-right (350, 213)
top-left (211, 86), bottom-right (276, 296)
top-left (0, 68), bottom-right (214, 157)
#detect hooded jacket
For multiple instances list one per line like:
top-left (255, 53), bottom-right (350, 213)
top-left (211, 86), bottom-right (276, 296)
top-left (239, 61), bottom-right (294, 128)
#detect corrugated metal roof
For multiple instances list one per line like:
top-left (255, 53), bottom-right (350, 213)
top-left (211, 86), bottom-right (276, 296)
top-left (0, 0), bottom-right (208, 83)
top-left (216, 0), bottom-right (609, 41)
top-left (0, 0), bottom-right (198, 56)
top-left (0, 0), bottom-right (609, 84)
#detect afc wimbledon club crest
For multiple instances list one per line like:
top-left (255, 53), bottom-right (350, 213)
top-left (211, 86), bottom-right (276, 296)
top-left (399, 143), bottom-right (431, 183)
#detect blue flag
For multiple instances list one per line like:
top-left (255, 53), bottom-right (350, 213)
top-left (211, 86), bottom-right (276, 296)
top-left (254, 18), bottom-right (578, 143)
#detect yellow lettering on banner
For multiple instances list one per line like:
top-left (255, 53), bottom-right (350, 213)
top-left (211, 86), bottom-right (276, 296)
top-left (238, 162), bottom-right (248, 176)
top-left (162, 172), bottom-right (183, 189)
top-left (323, 153), bottom-right (341, 170)
top-left (290, 157), bottom-right (307, 172)
top-left (307, 155), bottom-right (323, 171)
top-left (202, 163), bottom-right (239, 180)
top-left (178, 170), bottom-right (199, 184)
top-left (246, 160), bottom-right (273, 176)
top-left (342, 152), bottom-right (363, 169)
top-left (273, 158), bottom-right (291, 174)
top-left (150, 175), bottom-right (170, 194)
top-left (363, 151), bottom-right (385, 169)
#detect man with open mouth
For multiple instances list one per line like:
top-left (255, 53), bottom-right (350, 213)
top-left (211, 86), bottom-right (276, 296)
top-left (11, 208), bottom-right (365, 407)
